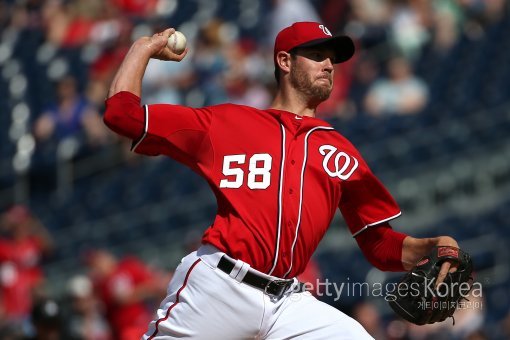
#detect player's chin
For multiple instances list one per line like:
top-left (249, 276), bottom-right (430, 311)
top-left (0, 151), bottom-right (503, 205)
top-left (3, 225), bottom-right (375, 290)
top-left (315, 79), bottom-right (333, 92)
top-left (312, 88), bottom-right (331, 102)
top-left (312, 83), bottom-right (332, 99)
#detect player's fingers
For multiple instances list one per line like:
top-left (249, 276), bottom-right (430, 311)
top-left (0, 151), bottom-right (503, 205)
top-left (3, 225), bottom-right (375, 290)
top-left (435, 260), bottom-right (459, 288)
top-left (435, 261), bottom-right (451, 288)
top-left (152, 28), bottom-right (175, 38)
top-left (148, 28), bottom-right (176, 57)
top-left (153, 46), bottom-right (188, 61)
top-left (173, 47), bottom-right (189, 61)
top-left (159, 28), bottom-right (176, 40)
top-left (151, 28), bottom-right (190, 62)
top-left (449, 262), bottom-right (458, 273)
top-left (157, 43), bottom-right (189, 62)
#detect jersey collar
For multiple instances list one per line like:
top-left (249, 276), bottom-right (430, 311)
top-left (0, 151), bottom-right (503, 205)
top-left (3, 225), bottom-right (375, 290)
top-left (265, 108), bottom-right (333, 131)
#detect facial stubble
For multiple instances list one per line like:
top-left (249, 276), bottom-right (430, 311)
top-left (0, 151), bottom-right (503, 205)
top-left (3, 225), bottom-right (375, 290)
top-left (289, 63), bottom-right (332, 103)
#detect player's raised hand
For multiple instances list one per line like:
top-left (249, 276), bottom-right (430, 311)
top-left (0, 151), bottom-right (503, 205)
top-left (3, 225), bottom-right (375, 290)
top-left (137, 28), bottom-right (188, 62)
top-left (107, 27), bottom-right (188, 98)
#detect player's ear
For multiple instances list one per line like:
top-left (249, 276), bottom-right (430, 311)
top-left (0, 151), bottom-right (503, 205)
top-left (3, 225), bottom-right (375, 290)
top-left (276, 51), bottom-right (292, 75)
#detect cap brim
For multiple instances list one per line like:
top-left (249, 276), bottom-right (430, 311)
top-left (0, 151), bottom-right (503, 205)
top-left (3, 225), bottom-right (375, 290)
top-left (295, 36), bottom-right (355, 63)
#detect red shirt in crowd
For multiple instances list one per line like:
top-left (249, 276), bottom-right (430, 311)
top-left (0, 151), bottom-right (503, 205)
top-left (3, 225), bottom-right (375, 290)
top-left (0, 237), bottom-right (45, 320)
top-left (94, 256), bottom-right (155, 339)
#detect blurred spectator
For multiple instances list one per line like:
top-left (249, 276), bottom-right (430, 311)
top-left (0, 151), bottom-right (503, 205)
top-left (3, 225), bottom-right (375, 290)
top-left (481, 0), bottom-right (507, 24)
top-left (460, 0), bottom-right (507, 28)
top-left (431, 0), bottom-right (464, 53)
top-left (183, 229), bottom-right (204, 254)
top-left (87, 16), bottom-right (133, 108)
top-left (109, 0), bottom-right (158, 19)
top-left (347, 0), bottom-right (392, 49)
top-left (297, 257), bottom-right (323, 297)
top-left (345, 54), bottom-right (381, 117)
top-left (142, 53), bottom-right (195, 105)
top-left (224, 73), bottom-right (272, 108)
top-left (61, 275), bottom-right (112, 340)
top-left (317, 0), bottom-right (351, 34)
top-left (223, 40), bottom-right (272, 108)
top-left (26, 298), bottom-right (63, 340)
top-left (85, 249), bottom-right (169, 340)
top-left (388, 0), bottom-right (431, 60)
top-left (192, 19), bottom-right (230, 106)
top-left (502, 309), bottom-right (510, 340)
top-left (406, 292), bottom-right (486, 340)
top-left (33, 75), bottom-right (109, 148)
top-left (42, 0), bottom-right (95, 48)
top-left (385, 319), bottom-right (410, 340)
top-left (351, 301), bottom-right (385, 339)
top-left (0, 205), bottom-right (53, 329)
top-left (267, 0), bottom-right (321, 45)
top-left (364, 55), bottom-right (429, 116)
top-left (2, 0), bottom-right (40, 34)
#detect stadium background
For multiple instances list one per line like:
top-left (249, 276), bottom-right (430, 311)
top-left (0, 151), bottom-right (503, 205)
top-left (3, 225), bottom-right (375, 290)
top-left (1, 0), bottom-right (509, 339)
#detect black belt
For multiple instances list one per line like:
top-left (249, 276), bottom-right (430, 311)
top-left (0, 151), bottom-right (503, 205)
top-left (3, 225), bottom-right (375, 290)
top-left (217, 255), bottom-right (294, 298)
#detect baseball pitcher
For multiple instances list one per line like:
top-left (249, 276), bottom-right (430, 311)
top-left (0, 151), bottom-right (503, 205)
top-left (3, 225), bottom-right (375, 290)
top-left (103, 22), bottom-right (472, 339)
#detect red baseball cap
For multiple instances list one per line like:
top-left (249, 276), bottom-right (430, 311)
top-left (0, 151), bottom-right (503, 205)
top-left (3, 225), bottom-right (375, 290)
top-left (274, 22), bottom-right (355, 64)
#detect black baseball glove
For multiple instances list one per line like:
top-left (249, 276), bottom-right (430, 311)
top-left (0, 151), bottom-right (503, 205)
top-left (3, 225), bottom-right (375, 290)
top-left (387, 246), bottom-right (473, 325)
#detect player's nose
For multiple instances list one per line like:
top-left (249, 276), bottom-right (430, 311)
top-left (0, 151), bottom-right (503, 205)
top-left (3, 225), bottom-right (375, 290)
top-left (322, 57), bottom-right (334, 72)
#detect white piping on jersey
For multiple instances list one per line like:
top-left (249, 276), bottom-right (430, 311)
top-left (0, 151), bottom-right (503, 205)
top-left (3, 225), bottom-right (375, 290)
top-left (351, 211), bottom-right (402, 238)
top-left (131, 105), bottom-right (149, 151)
top-left (283, 126), bottom-right (334, 278)
top-left (268, 123), bottom-right (286, 276)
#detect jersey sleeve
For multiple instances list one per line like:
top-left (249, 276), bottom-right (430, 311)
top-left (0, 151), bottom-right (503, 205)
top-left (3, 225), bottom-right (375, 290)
top-left (339, 161), bottom-right (401, 237)
top-left (132, 104), bottom-right (212, 170)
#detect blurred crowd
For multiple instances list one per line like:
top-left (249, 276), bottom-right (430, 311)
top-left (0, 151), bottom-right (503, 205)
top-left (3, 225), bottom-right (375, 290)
top-left (1, 0), bottom-right (506, 162)
top-left (0, 205), bottom-right (171, 340)
top-left (1, 0), bottom-right (510, 339)
top-left (1, 204), bottom-right (508, 340)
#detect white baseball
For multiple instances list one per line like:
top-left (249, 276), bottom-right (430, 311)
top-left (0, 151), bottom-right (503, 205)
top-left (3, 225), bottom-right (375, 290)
top-left (167, 31), bottom-right (187, 54)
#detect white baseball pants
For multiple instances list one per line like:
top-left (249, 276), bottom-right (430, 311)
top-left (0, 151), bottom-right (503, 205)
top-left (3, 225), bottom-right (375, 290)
top-left (142, 245), bottom-right (373, 339)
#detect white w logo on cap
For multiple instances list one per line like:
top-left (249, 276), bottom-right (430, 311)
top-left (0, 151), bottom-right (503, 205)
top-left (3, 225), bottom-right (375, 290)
top-left (318, 24), bottom-right (332, 36)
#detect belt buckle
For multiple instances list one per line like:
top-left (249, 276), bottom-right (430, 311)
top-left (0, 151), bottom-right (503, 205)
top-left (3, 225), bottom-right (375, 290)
top-left (264, 279), bottom-right (291, 298)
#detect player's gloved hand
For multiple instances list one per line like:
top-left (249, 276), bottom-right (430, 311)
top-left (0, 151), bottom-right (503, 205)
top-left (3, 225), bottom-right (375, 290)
top-left (387, 246), bottom-right (473, 325)
top-left (134, 28), bottom-right (188, 62)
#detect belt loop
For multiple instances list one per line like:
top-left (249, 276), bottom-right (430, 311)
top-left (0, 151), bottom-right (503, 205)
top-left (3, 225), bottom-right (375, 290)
top-left (235, 262), bottom-right (250, 282)
top-left (229, 259), bottom-right (250, 282)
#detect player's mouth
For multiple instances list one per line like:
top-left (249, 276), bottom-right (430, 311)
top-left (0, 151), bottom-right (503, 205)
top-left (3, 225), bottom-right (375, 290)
top-left (316, 75), bottom-right (332, 85)
top-left (316, 76), bottom-right (332, 86)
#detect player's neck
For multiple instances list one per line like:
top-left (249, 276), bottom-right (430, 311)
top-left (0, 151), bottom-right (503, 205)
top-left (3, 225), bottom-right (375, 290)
top-left (270, 88), bottom-right (318, 118)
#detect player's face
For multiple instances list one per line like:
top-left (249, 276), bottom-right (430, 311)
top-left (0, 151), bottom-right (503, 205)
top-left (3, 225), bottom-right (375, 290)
top-left (289, 47), bottom-right (335, 102)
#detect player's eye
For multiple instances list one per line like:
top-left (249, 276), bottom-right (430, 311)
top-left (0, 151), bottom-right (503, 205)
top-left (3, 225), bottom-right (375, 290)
top-left (294, 48), bottom-right (334, 63)
top-left (311, 52), bottom-right (323, 60)
top-left (307, 51), bottom-right (332, 62)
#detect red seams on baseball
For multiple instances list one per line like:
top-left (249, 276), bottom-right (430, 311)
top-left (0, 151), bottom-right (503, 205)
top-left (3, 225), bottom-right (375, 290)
top-left (167, 31), bottom-right (186, 54)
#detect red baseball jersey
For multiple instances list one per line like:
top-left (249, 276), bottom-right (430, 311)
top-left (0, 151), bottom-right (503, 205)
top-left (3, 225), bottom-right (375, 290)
top-left (126, 99), bottom-right (401, 278)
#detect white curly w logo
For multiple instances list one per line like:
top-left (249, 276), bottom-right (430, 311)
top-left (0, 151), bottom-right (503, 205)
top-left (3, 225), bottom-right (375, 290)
top-left (319, 145), bottom-right (358, 180)
top-left (318, 24), bottom-right (332, 36)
